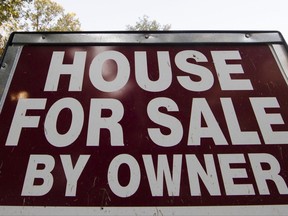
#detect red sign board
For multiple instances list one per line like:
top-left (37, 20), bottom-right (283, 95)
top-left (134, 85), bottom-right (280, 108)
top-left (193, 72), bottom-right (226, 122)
top-left (1, 32), bottom-right (288, 215)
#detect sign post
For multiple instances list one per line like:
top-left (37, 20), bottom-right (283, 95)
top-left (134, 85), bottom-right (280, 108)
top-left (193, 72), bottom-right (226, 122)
top-left (1, 31), bottom-right (288, 215)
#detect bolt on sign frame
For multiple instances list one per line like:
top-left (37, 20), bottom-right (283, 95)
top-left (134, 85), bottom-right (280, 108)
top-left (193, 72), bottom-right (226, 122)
top-left (1, 31), bottom-right (288, 215)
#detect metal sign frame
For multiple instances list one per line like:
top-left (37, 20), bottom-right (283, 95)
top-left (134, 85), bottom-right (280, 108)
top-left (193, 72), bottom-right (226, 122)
top-left (1, 31), bottom-right (288, 216)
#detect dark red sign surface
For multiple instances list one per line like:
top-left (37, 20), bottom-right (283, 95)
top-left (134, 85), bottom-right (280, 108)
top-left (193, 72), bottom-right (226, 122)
top-left (1, 44), bottom-right (288, 207)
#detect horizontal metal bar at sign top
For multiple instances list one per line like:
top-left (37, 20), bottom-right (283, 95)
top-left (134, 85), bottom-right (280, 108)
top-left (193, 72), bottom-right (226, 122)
top-left (10, 31), bottom-right (283, 44)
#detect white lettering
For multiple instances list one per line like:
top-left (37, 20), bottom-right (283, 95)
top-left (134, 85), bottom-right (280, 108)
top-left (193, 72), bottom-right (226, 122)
top-left (44, 98), bottom-right (84, 147)
top-left (147, 97), bottom-right (183, 147)
top-left (175, 50), bottom-right (214, 92)
top-left (186, 154), bottom-right (221, 196)
top-left (250, 97), bottom-right (288, 144)
top-left (218, 154), bottom-right (255, 195)
top-left (87, 99), bottom-right (124, 146)
top-left (188, 98), bottom-right (228, 145)
top-left (6, 98), bottom-right (46, 146)
top-left (249, 153), bottom-right (288, 195)
top-left (107, 154), bottom-right (141, 197)
top-left (61, 155), bottom-right (90, 196)
top-left (221, 98), bottom-right (260, 145)
top-left (143, 154), bottom-right (182, 196)
top-left (135, 51), bottom-right (172, 92)
top-left (89, 51), bottom-right (130, 92)
top-left (211, 50), bottom-right (253, 90)
top-left (22, 155), bottom-right (55, 196)
top-left (44, 51), bottom-right (87, 91)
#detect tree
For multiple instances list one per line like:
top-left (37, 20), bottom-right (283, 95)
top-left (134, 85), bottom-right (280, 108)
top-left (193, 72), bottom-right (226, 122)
top-left (0, 0), bottom-right (31, 23)
top-left (52, 13), bottom-right (81, 31)
top-left (126, 15), bottom-right (171, 31)
top-left (0, 0), bottom-right (31, 56)
top-left (0, 0), bottom-right (81, 56)
top-left (25, 0), bottom-right (81, 31)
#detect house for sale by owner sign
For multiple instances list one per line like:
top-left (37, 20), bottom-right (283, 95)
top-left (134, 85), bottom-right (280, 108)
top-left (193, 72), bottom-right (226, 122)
top-left (1, 31), bottom-right (288, 215)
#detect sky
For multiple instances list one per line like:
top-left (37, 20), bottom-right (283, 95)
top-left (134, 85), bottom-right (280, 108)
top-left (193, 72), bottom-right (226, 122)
top-left (54, 0), bottom-right (288, 40)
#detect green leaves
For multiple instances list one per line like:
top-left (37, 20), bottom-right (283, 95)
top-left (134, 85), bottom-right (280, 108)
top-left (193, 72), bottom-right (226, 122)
top-left (27, 0), bottom-right (81, 31)
top-left (0, 0), bottom-right (29, 23)
top-left (0, 0), bottom-right (81, 56)
top-left (126, 15), bottom-right (171, 31)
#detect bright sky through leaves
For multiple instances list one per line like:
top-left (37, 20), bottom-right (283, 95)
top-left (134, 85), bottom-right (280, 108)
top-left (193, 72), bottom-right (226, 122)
top-left (54, 0), bottom-right (288, 40)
